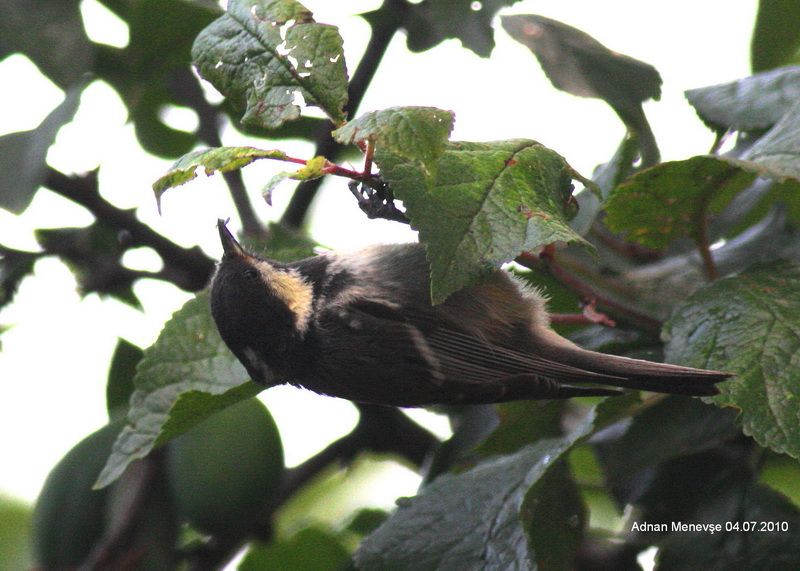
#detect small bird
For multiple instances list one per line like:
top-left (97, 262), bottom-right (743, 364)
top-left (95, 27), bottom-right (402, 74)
top-left (210, 220), bottom-right (729, 406)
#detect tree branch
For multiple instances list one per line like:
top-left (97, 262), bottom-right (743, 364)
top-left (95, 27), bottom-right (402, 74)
top-left (44, 168), bottom-right (216, 291)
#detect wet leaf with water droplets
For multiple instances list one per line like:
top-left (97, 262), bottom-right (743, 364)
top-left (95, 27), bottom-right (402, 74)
top-left (664, 261), bottom-right (800, 459)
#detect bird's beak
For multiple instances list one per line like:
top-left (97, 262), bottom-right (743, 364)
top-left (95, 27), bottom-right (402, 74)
top-left (217, 219), bottom-right (245, 258)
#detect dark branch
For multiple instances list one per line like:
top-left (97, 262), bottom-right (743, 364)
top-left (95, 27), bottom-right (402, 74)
top-left (44, 168), bottom-right (216, 291)
top-left (282, 404), bottom-right (437, 499)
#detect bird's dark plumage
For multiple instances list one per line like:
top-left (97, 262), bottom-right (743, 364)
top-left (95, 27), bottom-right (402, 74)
top-left (210, 221), bottom-right (729, 406)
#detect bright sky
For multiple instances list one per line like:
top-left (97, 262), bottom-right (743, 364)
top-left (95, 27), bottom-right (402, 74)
top-left (0, 0), bottom-right (756, 506)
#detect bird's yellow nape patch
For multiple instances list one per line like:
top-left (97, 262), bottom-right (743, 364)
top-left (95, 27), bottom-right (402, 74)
top-left (257, 263), bottom-right (313, 332)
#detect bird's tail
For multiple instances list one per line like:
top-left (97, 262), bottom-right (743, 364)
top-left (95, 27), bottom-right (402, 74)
top-left (535, 337), bottom-right (729, 396)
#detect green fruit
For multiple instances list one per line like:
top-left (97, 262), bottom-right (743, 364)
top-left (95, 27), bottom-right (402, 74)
top-left (31, 420), bottom-right (121, 568)
top-left (166, 398), bottom-right (285, 537)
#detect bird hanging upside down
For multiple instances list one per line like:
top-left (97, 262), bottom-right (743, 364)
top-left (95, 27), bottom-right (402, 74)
top-left (210, 220), bottom-right (729, 406)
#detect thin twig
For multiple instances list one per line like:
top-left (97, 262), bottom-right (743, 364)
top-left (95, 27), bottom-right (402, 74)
top-left (516, 251), bottom-right (663, 334)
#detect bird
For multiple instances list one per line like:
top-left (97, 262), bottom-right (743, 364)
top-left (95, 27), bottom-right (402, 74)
top-left (210, 220), bottom-right (729, 407)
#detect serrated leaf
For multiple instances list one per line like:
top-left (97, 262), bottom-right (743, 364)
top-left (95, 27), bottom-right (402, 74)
top-left (192, 0), bottom-right (349, 128)
top-left (333, 106), bottom-right (455, 179)
top-left (751, 0), bottom-right (800, 72)
top-left (378, 139), bottom-right (591, 303)
top-left (685, 66), bottom-right (800, 132)
top-left (663, 261), bottom-right (800, 459)
top-left (394, 0), bottom-right (521, 58)
top-left (95, 292), bottom-right (259, 489)
top-left (354, 397), bottom-right (628, 571)
top-left (262, 155), bottom-right (329, 205)
top-left (152, 146), bottom-right (288, 201)
top-left (605, 156), bottom-right (756, 249)
top-left (0, 0), bottom-right (93, 88)
top-left (0, 85), bottom-right (82, 214)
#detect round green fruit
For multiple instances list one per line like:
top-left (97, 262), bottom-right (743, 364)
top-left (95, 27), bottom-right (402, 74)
top-left (166, 398), bottom-right (285, 538)
top-left (31, 420), bottom-right (122, 568)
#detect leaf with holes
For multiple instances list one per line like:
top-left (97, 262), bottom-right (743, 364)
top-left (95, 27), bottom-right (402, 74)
top-left (333, 107), bottom-right (454, 180)
top-left (152, 146), bottom-right (289, 205)
top-left (604, 156), bottom-right (756, 248)
top-left (663, 261), bottom-right (800, 459)
top-left (377, 139), bottom-right (590, 303)
top-left (95, 292), bottom-right (260, 488)
top-left (192, 0), bottom-right (348, 128)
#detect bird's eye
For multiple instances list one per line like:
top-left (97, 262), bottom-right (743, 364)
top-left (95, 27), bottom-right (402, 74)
top-left (243, 268), bottom-right (258, 280)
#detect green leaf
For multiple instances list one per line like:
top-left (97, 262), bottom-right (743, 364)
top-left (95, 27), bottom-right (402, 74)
top-left (604, 156), bottom-right (757, 249)
top-left (0, 0), bottom-right (93, 88)
top-left (476, 400), bottom-right (565, 457)
top-left (0, 495), bottom-right (32, 571)
top-left (192, 0), bottom-right (349, 128)
top-left (353, 398), bottom-right (626, 571)
top-left (245, 221), bottom-right (320, 263)
top-left (751, 1), bottom-right (800, 72)
top-left (395, 0), bottom-right (521, 58)
top-left (106, 338), bottom-right (144, 417)
top-left (663, 261), bottom-right (800, 459)
top-left (685, 66), bottom-right (800, 132)
top-left (333, 106), bottom-right (455, 180)
top-left (95, 292), bottom-right (260, 489)
top-left (262, 155), bottom-right (329, 205)
top-left (378, 139), bottom-right (591, 302)
top-left (240, 528), bottom-right (351, 571)
top-left (523, 461), bottom-right (585, 571)
top-left (152, 146), bottom-right (289, 204)
top-left (0, 85), bottom-right (82, 214)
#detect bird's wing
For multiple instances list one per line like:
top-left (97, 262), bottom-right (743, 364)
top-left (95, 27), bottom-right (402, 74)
top-left (317, 298), bottom-right (622, 404)
top-left (312, 298), bottom-right (448, 405)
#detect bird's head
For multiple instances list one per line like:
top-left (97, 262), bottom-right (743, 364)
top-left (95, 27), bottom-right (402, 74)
top-left (210, 220), bottom-right (313, 382)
